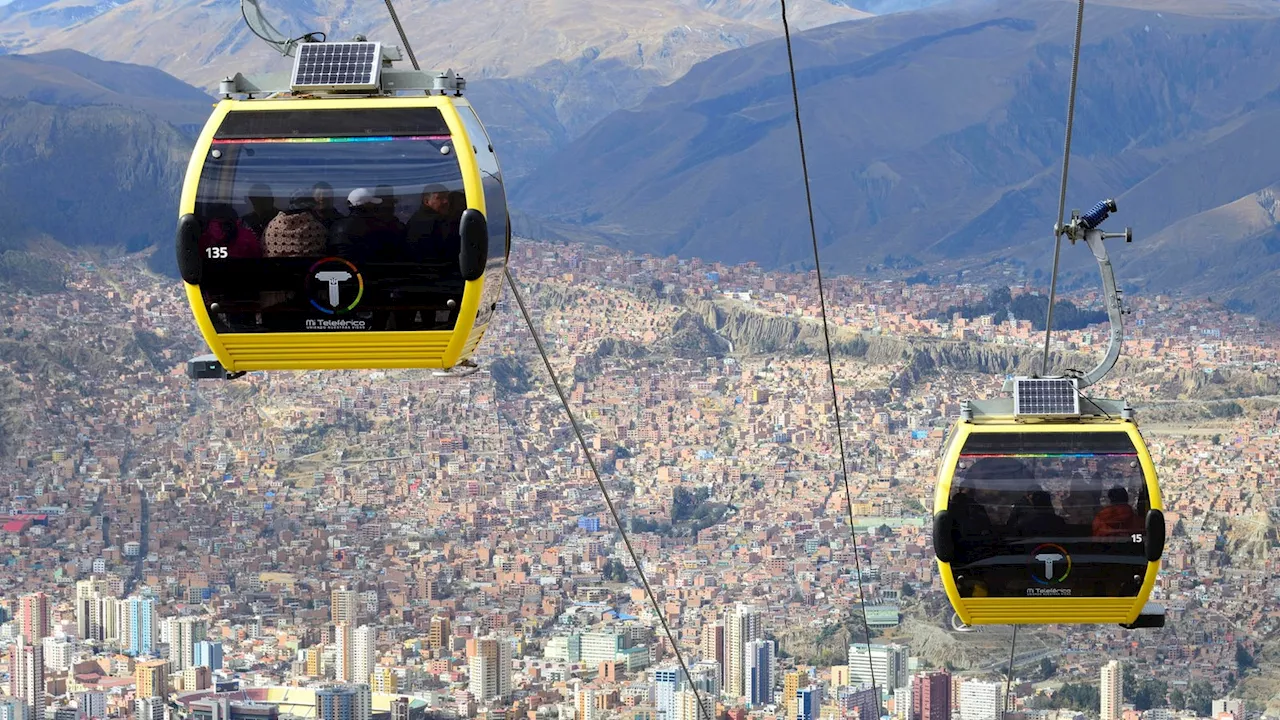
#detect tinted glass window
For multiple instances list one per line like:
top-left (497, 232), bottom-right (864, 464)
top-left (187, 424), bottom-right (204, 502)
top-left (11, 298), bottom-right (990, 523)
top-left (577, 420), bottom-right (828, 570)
top-left (214, 108), bottom-right (450, 139)
top-left (456, 105), bottom-right (509, 262)
top-left (195, 121), bottom-right (470, 334)
top-left (946, 430), bottom-right (1150, 599)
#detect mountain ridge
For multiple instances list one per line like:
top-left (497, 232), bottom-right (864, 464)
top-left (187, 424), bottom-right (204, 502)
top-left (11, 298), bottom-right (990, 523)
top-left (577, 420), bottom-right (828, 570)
top-left (511, 0), bottom-right (1280, 317)
top-left (0, 0), bottom-right (873, 177)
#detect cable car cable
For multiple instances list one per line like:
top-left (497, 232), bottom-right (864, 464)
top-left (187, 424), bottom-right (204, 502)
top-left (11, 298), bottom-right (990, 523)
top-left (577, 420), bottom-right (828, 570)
top-left (382, 0), bottom-right (420, 72)
top-left (778, 0), bottom-right (877, 693)
top-left (1002, 625), bottom-right (1018, 718)
top-left (503, 268), bottom-right (712, 720)
top-left (1040, 0), bottom-right (1086, 375)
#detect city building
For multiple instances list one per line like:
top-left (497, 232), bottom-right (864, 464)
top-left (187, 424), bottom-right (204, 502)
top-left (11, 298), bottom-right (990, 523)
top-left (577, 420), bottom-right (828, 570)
top-left (1101, 661), bottom-right (1122, 720)
top-left (331, 589), bottom-right (359, 626)
top-left (848, 645), bottom-right (909, 699)
top-left (797, 686), bottom-right (822, 720)
top-left (468, 636), bottom-right (513, 702)
top-left (744, 638), bottom-right (775, 708)
top-left (912, 671), bottom-right (951, 720)
top-left (18, 593), bottom-right (51, 644)
top-left (958, 681), bottom-right (1002, 720)
top-left (194, 641), bottom-right (224, 671)
top-left (727, 605), bottom-right (762, 699)
top-left (315, 685), bottom-right (371, 720)
top-left (167, 616), bottom-right (206, 671)
top-left (9, 637), bottom-right (44, 720)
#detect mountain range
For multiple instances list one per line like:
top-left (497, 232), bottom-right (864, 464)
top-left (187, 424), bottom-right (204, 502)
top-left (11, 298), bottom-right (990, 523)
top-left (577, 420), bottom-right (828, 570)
top-left (2, 0), bottom-right (1280, 319)
top-left (0, 0), bottom-right (875, 177)
top-left (0, 50), bottom-right (208, 267)
top-left (513, 0), bottom-right (1280, 318)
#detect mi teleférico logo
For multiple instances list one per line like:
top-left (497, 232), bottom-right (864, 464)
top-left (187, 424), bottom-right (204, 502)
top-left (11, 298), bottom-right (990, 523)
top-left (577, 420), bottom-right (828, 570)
top-left (1029, 543), bottom-right (1071, 585)
top-left (307, 257), bottom-right (364, 314)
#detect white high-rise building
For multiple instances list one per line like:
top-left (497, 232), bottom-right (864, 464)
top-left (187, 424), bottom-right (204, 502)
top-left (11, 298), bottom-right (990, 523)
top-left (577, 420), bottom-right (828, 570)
top-left (580, 631), bottom-right (625, 666)
top-left (654, 666), bottom-right (680, 720)
top-left (726, 604), bottom-right (762, 699)
top-left (9, 638), bottom-right (45, 720)
top-left (166, 617), bottom-right (206, 672)
top-left (136, 697), bottom-right (164, 720)
top-left (75, 580), bottom-right (111, 641)
top-left (99, 598), bottom-right (119, 644)
top-left (1213, 700), bottom-right (1248, 720)
top-left (848, 644), bottom-right (909, 698)
top-left (959, 680), bottom-right (1002, 720)
top-left (1101, 661), bottom-right (1122, 720)
top-left (42, 636), bottom-right (74, 672)
top-left (352, 626), bottom-right (377, 686)
top-left (76, 692), bottom-right (106, 720)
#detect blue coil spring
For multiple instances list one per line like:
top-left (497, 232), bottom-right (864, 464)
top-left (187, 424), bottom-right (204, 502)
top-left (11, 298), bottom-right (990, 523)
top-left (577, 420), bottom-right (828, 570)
top-left (1079, 199), bottom-right (1117, 229)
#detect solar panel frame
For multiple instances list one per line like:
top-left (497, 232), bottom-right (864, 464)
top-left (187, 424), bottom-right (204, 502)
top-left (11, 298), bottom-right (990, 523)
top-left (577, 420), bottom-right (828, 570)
top-left (290, 41), bottom-right (383, 92)
top-left (1012, 377), bottom-right (1080, 417)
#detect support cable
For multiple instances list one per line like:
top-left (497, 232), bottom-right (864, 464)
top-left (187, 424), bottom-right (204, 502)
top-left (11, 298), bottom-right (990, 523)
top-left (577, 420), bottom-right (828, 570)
top-left (779, 0), bottom-right (877, 694)
top-left (382, 0), bottom-right (420, 71)
top-left (504, 268), bottom-right (710, 720)
top-left (382, 0), bottom-right (699, 707)
top-left (1002, 626), bottom-right (1018, 719)
top-left (1040, 0), bottom-right (1086, 375)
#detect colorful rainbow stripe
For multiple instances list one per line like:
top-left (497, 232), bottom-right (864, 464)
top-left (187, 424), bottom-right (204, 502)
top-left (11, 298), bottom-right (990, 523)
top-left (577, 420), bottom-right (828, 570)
top-left (960, 453), bottom-right (1138, 458)
top-left (211, 135), bottom-right (449, 144)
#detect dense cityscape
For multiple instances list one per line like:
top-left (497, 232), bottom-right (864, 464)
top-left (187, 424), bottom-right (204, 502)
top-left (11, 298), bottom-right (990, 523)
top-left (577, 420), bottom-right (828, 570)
top-left (0, 239), bottom-right (1276, 720)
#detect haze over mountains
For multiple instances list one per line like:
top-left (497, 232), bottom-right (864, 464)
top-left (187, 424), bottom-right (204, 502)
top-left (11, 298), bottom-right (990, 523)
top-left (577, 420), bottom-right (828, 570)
top-left (0, 0), bottom-right (873, 177)
top-left (0, 50), bottom-right (208, 267)
top-left (2, 0), bottom-right (1280, 319)
top-left (516, 0), bottom-right (1280, 317)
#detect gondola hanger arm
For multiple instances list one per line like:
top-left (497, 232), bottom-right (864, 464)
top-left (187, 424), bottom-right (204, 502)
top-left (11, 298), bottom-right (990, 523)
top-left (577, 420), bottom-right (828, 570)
top-left (1059, 199), bottom-right (1133, 390)
top-left (240, 0), bottom-right (303, 57)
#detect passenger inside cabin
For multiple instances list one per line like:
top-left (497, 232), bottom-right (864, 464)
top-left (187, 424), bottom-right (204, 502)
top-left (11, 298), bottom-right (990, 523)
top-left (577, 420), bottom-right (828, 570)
top-left (947, 489), bottom-right (993, 566)
top-left (405, 184), bottom-right (453, 263)
top-left (329, 187), bottom-right (405, 263)
top-left (1011, 490), bottom-right (1068, 538)
top-left (1092, 486), bottom-right (1144, 537)
top-left (312, 182), bottom-right (343, 227)
top-left (443, 190), bottom-right (466, 247)
top-left (374, 185), bottom-right (407, 232)
top-left (241, 183), bottom-right (280, 237)
top-left (200, 204), bottom-right (262, 258)
top-left (262, 189), bottom-right (328, 258)
top-left (1062, 476), bottom-right (1102, 529)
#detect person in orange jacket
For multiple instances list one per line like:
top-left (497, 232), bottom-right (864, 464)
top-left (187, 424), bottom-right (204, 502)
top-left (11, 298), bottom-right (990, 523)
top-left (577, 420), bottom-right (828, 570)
top-left (1092, 487), bottom-right (1144, 537)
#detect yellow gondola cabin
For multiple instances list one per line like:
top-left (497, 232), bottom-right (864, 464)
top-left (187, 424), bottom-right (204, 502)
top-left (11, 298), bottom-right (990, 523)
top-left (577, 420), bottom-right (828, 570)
top-left (932, 391), bottom-right (1165, 629)
top-left (177, 41), bottom-right (508, 377)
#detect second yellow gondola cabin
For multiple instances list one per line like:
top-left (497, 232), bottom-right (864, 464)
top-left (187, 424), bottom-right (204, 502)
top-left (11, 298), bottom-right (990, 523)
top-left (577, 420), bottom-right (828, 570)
top-left (177, 38), bottom-right (509, 378)
top-left (931, 380), bottom-right (1166, 629)
top-left (931, 199), bottom-right (1168, 630)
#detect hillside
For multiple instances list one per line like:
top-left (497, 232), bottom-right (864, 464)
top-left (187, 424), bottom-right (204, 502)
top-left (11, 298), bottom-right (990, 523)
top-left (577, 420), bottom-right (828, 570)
top-left (0, 50), bottom-right (207, 266)
top-left (513, 0), bottom-right (1280, 317)
top-left (0, 0), bottom-right (870, 177)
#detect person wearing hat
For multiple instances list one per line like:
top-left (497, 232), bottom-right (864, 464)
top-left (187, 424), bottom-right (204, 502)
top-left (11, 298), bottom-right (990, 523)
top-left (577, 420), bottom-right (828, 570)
top-left (262, 188), bottom-right (328, 258)
top-left (329, 187), bottom-right (404, 262)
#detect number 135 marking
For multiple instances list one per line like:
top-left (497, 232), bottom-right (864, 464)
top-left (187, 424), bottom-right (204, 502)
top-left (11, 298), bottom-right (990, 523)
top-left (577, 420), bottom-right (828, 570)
top-left (206, 247), bottom-right (228, 259)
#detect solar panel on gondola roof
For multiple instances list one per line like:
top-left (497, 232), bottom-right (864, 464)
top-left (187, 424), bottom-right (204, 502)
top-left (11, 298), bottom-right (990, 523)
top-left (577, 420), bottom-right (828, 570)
top-left (1013, 377), bottom-right (1079, 416)
top-left (291, 41), bottom-right (382, 91)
